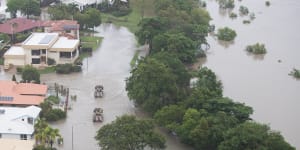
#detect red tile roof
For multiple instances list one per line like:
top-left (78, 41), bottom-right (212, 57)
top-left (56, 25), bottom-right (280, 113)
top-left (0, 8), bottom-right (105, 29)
top-left (0, 18), bottom-right (79, 35)
top-left (42, 20), bottom-right (79, 32)
top-left (0, 80), bottom-right (47, 106)
top-left (0, 18), bottom-right (42, 35)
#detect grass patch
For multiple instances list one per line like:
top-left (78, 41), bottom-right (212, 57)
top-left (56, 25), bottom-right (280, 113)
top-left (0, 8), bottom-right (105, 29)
top-left (101, 0), bottom-right (156, 33)
top-left (38, 66), bottom-right (56, 74)
top-left (81, 36), bottom-right (103, 50)
top-left (130, 50), bottom-right (139, 68)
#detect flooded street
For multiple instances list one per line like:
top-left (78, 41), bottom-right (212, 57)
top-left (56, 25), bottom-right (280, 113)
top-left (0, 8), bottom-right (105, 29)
top-left (203, 0), bottom-right (300, 148)
top-left (0, 24), bottom-right (190, 149)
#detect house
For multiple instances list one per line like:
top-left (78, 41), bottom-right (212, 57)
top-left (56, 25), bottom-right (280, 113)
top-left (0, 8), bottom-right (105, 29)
top-left (0, 138), bottom-right (34, 150)
top-left (0, 80), bottom-right (47, 107)
top-left (4, 32), bottom-right (80, 68)
top-left (0, 18), bottom-right (42, 35)
top-left (0, 105), bottom-right (41, 140)
top-left (42, 20), bottom-right (80, 39)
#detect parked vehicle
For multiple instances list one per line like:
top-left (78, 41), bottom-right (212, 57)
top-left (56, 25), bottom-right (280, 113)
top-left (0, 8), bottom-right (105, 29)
top-left (93, 108), bottom-right (103, 122)
top-left (94, 85), bottom-right (104, 98)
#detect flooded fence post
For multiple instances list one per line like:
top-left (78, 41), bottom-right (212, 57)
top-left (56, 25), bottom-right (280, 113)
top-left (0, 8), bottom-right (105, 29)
top-left (65, 88), bottom-right (69, 112)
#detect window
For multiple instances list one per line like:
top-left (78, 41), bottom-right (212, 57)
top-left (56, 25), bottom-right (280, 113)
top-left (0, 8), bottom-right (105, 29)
top-left (20, 134), bottom-right (27, 140)
top-left (32, 58), bottom-right (40, 64)
top-left (60, 52), bottom-right (71, 58)
top-left (42, 49), bottom-right (46, 54)
top-left (31, 50), bottom-right (41, 56)
top-left (28, 117), bottom-right (33, 124)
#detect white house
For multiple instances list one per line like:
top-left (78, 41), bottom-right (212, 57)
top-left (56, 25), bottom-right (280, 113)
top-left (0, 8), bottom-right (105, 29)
top-left (4, 32), bottom-right (79, 68)
top-left (0, 105), bottom-right (41, 140)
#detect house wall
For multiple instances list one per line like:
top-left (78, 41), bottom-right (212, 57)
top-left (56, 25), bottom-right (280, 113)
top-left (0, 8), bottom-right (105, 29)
top-left (4, 56), bottom-right (25, 66)
top-left (48, 49), bottom-right (79, 64)
top-left (1, 133), bottom-right (32, 140)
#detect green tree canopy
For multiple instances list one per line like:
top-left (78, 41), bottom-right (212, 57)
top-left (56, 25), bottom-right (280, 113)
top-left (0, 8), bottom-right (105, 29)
top-left (152, 32), bottom-right (197, 63)
top-left (95, 115), bottom-right (166, 150)
top-left (126, 57), bottom-right (180, 114)
top-left (135, 17), bottom-right (167, 50)
top-left (6, 0), bottom-right (40, 18)
top-left (218, 122), bottom-right (295, 150)
top-left (21, 65), bottom-right (40, 83)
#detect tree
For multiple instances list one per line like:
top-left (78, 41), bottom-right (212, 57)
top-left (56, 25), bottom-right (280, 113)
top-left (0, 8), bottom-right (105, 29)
top-left (6, 0), bottom-right (23, 18)
top-left (20, 0), bottom-right (41, 18)
top-left (85, 8), bottom-right (102, 29)
top-left (152, 32), bottom-right (197, 63)
top-left (154, 105), bottom-right (186, 131)
top-left (35, 118), bottom-right (62, 148)
top-left (21, 65), bottom-right (40, 83)
top-left (95, 115), bottom-right (166, 150)
top-left (135, 18), bottom-right (167, 50)
top-left (218, 122), bottom-right (295, 150)
top-left (74, 8), bottom-right (102, 30)
top-left (126, 58), bottom-right (179, 114)
top-left (48, 3), bottom-right (79, 20)
top-left (6, 0), bottom-right (40, 18)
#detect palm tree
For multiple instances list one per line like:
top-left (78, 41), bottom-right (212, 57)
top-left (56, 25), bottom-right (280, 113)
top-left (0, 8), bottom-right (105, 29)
top-left (45, 127), bottom-right (61, 148)
top-left (10, 22), bottom-right (18, 44)
top-left (34, 119), bottom-right (48, 145)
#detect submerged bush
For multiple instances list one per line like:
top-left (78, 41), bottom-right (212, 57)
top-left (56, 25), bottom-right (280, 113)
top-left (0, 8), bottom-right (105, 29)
top-left (289, 68), bottom-right (300, 79)
top-left (239, 6), bottom-right (249, 15)
top-left (229, 13), bottom-right (237, 19)
top-left (246, 43), bottom-right (267, 54)
top-left (243, 20), bottom-right (251, 24)
top-left (265, 1), bottom-right (271, 6)
top-left (217, 27), bottom-right (237, 41)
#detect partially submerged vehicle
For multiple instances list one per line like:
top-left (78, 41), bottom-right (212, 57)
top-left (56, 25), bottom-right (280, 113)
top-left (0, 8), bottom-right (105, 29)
top-left (94, 85), bottom-right (104, 98)
top-left (93, 108), bottom-right (104, 122)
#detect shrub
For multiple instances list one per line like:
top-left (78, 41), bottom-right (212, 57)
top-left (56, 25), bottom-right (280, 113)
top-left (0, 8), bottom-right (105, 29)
top-left (72, 65), bottom-right (82, 72)
top-left (47, 58), bottom-right (56, 65)
top-left (16, 67), bottom-right (23, 74)
top-left (246, 43), bottom-right (267, 54)
top-left (0, 33), bottom-right (9, 42)
top-left (265, 1), bottom-right (270, 6)
top-left (243, 20), bottom-right (251, 24)
top-left (112, 6), bottom-right (132, 17)
top-left (47, 96), bottom-right (60, 104)
top-left (44, 109), bottom-right (66, 122)
top-left (217, 27), bottom-right (237, 41)
top-left (56, 64), bottom-right (82, 74)
top-left (15, 33), bottom-right (30, 43)
top-left (56, 64), bottom-right (73, 74)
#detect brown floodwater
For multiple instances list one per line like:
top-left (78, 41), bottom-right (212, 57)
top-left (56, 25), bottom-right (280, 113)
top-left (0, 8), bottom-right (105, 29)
top-left (202, 0), bottom-right (300, 148)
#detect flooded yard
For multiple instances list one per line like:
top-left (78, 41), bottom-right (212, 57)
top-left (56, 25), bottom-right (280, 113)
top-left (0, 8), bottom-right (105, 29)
top-left (203, 0), bottom-right (300, 148)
